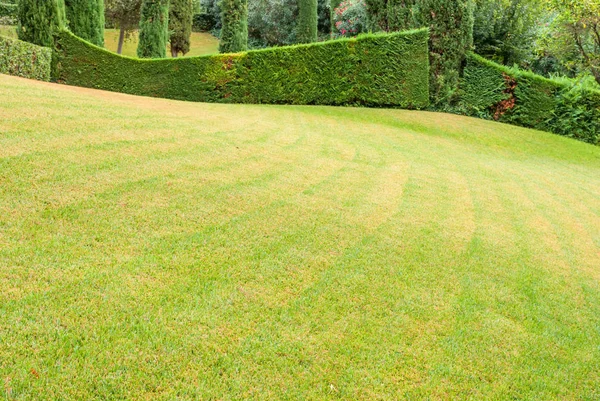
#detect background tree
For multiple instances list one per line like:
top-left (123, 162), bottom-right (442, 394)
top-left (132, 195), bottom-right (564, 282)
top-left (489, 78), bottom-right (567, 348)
top-left (545, 0), bottom-right (600, 85)
top-left (169, 0), bottom-right (193, 56)
top-left (64, 0), bottom-right (105, 46)
top-left (473, 0), bottom-right (544, 66)
top-left (17, 0), bottom-right (66, 47)
top-left (297, 0), bottom-right (317, 43)
top-left (137, 0), bottom-right (169, 58)
top-left (105, 0), bottom-right (142, 54)
top-left (219, 0), bottom-right (247, 52)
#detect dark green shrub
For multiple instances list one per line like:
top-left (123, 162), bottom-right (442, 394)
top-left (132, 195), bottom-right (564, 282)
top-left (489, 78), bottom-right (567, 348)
top-left (0, 35), bottom-right (52, 80)
top-left (53, 28), bottom-right (429, 108)
top-left (192, 12), bottom-right (215, 32)
top-left (137, 0), bottom-right (169, 58)
top-left (169, 0), bottom-right (193, 56)
top-left (64, 0), bottom-right (105, 47)
top-left (461, 53), bottom-right (600, 145)
top-left (297, 0), bottom-right (317, 43)
top-left (219, 0), bottom-right (247, 53)
top-left (17, 0), bottom-right (66, 47)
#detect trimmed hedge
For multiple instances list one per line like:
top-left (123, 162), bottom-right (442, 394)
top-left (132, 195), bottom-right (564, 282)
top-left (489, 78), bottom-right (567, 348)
top-left (0, 35), bottom-right (52, 81)
top-left (0, 2), bottom-right (17, 18)
top-left (52, 28), bottom-right (430, 108)
top-left (461, 53), bottom-right (600, 145)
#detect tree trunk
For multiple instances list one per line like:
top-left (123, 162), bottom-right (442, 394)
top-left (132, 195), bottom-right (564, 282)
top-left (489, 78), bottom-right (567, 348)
top-left (117, 26), bottom-right (125, 54)
top-left (171, 46), bottom-right (178, 57)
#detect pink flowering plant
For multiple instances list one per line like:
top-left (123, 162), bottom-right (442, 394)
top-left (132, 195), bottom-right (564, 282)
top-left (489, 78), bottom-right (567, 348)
top-left (333, 0), bottom-right (368, 38)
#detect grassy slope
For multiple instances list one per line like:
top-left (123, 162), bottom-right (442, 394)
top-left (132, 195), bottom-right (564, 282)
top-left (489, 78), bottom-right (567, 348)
top-left (1, 75), bottom-right (599, 400)
top-left (0, 26), bottom-right (219, 57)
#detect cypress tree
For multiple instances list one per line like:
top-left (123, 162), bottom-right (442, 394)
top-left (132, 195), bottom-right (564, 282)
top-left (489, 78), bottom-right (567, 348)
top-left (64, 0), bottom-right (105, 47)
top-left (416, 0), bottom-right (474, 104)
top-left (169, 0), bottom-right (193, 57)
top-left (17, 0), bottom-right (67, 47)
top-left (137, 0), bottom-right (170, 58)
top-left (297, 0), bottom-right (317, 43)
top-left (219, 0), bottom-right (247, 53)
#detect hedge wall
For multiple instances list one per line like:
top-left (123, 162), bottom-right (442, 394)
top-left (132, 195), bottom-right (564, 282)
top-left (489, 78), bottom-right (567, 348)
top-left (461, 53), bottom-right (600, 145)
top-left (0, 35), bottom-right (52, 81)
top-left (52, 28), bottom-right (430, 108)
top-left (0, 2), bottom-right (17, 18)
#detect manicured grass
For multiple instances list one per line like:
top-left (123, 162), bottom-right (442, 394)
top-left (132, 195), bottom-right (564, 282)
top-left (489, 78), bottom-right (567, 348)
top-left (0, 25), bottom-right (219, 57)
top-left (1, 75), bottom-right (599, 400)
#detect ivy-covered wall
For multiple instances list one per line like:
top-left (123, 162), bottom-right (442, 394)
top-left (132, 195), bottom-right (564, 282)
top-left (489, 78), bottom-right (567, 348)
top-left (52, 28), bottom-right (430, 108)
top-left (461, 53), bottom-right (600, 145)
top-left (0, 35), bottom-right (52, 81)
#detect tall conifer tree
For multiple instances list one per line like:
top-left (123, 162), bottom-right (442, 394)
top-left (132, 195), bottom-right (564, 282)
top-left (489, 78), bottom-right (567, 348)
top-left (137, 0), bottom-right (169, 58)
top-left (297, 0), bottom-right (317, 43)
top-left (168, 0), bottom-right (193, 57)
top-left (64, 0), bottom-right (105, 47)
top-left (219, 0), bottom-right (247, 53)
top-left (17, 0), bottom-right (67, 47)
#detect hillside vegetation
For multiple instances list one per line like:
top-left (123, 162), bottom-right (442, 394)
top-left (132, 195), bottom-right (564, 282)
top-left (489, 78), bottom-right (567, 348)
top-left (1, 75), bottom-right (599, 400)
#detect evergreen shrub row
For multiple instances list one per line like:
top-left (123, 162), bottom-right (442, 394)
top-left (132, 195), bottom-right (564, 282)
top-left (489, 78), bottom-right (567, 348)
top-left (461, 53), bottom-right (600, 145)
top-left (0, 35), bottom-right (52, 81)
top-left (52, 28), bottom-right (430, 108)
top-left (0, 2), bottom-right (17, 19)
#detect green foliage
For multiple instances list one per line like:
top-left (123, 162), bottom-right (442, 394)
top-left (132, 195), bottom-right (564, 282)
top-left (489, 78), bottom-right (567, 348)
top-left (461, 53), bottom-right (600, 144)
top-left (297, 0), bottom-right (317, 43)
top-left (219, 0), bottom-right (247, 53)
top-left (333, 0), bottom-right (367, 38)
top-left (64, 0), bottom-right (105, 47)
top-left (169, 0), bottom-right (193, 56)
top-left (0, 35), bottom-right (52, 80)
top-left (364, 0), bottom-right (475, 105)
top-left (137, 0), bottom-right (169, 58)
top-left (53, 28), bottom-right (429, 107)
top-left (473, 0), bottom-right (544, 66)
top-left (192, 12), bottom-right (216, 32)
top-left (17, 0), bottom-right (66, 47)
top-left (0, 2), bottom-right (17, 19)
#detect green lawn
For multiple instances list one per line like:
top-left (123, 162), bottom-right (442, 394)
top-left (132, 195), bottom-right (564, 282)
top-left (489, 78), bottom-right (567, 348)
top-left (1, 75), bottom-right (599, 400)
top-left (0, 26), bottom-right (219, 57)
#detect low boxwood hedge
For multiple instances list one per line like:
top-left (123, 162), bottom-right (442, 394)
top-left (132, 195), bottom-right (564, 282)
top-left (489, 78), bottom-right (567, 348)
top-left (0, 35), bottom-right (52, 81)
top-left (52, 28), bottom-right (430, 108)
top-left (461, 53), bottom-right (600, 145)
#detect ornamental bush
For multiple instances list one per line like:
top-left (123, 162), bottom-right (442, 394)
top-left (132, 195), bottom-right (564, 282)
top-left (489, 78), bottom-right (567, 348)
top-left (64, 0), bottom-right (105, 47)
top-left (137, 0), bottom-right (169, 58)
top-left (461, 53), bottom-right (600, 145)
top-left (0, 35), bottom-right (52, 80)
top-left (53, 28), bottom-right (430, 108)
top-left (17, 0), bottom-right (66, 47)
top-left (333, 0), bottom-right (367, 38)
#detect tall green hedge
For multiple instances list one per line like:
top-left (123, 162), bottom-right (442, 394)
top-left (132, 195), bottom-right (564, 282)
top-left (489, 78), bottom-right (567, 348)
top-left (219, 0), bottom-right (247, 53)
top-left (137, 0), bottom-right (169, 58)
top-left (461, 53), bottom-right (600, 145)
top-left (64, 0), bottom-right (105, 47)
top-left (17, 0), bottom-right (66, 47)
top-left (364, 0), bottom-right (474, 105)
top-left (297, 0), bottom-right (317, 43)
top-left (53, 28), bottom-right (429, 108)
top-left (0, 35), bottom-right (52, 81)
top-left (0, 2), bottom-right (17, 19)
